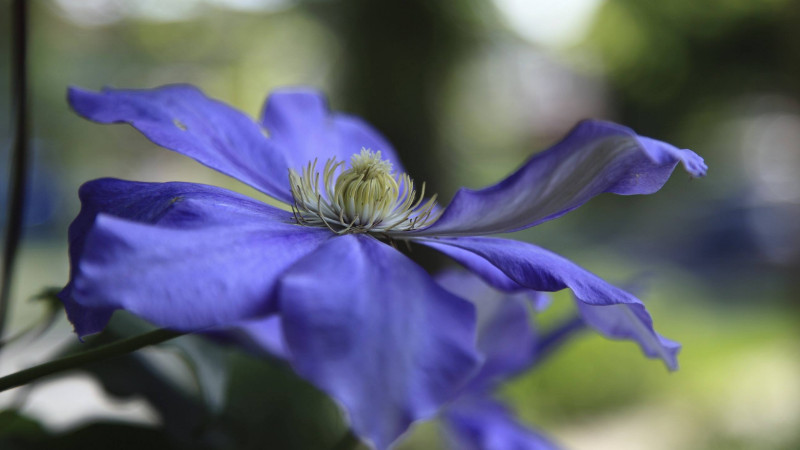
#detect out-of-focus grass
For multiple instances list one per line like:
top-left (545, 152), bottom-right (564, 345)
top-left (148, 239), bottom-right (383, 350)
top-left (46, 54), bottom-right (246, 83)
top-left (500, 265), bottom-right (800, 450)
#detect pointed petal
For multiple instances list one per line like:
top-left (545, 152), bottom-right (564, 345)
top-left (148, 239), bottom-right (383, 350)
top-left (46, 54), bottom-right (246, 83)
top-left (259, 89), bottom-right (406, 173)
top-left (420, 236), bottom-right (679, 369)
top-left (443, 395), bottom-right (561, 450)
top-left (59, 285), bottom-right (114, 338)
top-left (436, 270), bottom-right (537, 390)
top-left (59, 178), bottom-right (331, 336)
top-left (415, 120), bottom-right (707, 236)
top-left (575, 301), bottom-right (681, 370)
top-left (278, 235), bottom-right (480, 450)
top-left (68, 85), bottom-right (293, 203)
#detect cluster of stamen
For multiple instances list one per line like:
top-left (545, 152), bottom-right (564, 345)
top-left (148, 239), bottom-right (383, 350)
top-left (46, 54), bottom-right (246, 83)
top-left (289, 149), bottom-right (441, 234)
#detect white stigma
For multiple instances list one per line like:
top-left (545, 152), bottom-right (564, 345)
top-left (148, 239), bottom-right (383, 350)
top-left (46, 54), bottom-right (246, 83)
top-left (289, 149), bottom-right (441, 234)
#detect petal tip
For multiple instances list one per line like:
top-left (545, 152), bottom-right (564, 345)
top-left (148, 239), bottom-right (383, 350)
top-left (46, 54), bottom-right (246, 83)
top-left (66, 85), bottom-right (100, 115)
top-left (681, 150), bottom-right (708, 178)
top-left (57, 284), bottom-right (113, 339)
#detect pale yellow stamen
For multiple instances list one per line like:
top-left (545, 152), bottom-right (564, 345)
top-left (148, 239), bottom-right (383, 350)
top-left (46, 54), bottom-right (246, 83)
top-left (289, 149), bottom-right (441, 234)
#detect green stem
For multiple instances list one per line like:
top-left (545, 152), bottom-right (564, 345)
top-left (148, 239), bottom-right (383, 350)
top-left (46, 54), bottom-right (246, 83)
top-left (0, 328), bottom-right (183, 393)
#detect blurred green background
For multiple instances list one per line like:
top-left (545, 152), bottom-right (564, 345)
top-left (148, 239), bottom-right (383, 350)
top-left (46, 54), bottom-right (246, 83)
top-left (1, 0), bottom-right (799, 449)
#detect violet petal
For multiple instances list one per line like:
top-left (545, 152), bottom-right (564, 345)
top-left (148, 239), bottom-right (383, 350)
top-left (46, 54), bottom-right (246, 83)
top-left (278, 235), bottom-right (480, 450)
top-left (416, 120), bottom-right (707, 237)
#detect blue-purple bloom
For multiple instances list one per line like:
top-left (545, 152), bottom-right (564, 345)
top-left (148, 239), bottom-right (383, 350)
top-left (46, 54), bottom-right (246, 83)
top-left (59, 85), bottom-right (706, 449)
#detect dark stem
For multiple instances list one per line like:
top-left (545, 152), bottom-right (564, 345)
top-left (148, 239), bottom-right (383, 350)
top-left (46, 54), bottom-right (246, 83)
top-left (0, 328), bottom-right (184, 393)
top-left (0, 0), bottom-right (31, 342)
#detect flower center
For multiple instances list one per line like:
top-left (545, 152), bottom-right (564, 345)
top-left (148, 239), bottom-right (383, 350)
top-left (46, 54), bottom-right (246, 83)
top-left (289, 149), bottom-right (441, 234)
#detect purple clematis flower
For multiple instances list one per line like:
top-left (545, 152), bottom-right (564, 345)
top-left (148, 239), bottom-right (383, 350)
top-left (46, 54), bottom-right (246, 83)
top-left (59, 85), bottom-right (706, 449)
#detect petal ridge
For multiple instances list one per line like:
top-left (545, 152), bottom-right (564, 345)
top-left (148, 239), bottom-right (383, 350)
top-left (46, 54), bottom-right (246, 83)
top-left (68, 85), bottom-right (293, 203)
top-left (414, 120), bottom-right (707, 237)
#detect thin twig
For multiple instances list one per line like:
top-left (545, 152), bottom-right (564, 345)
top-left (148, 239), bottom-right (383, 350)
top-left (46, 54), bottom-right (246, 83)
top-left (0, 328), bottom-right (184, 393)
top-left (0, 0), bottom-right (31, 342)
